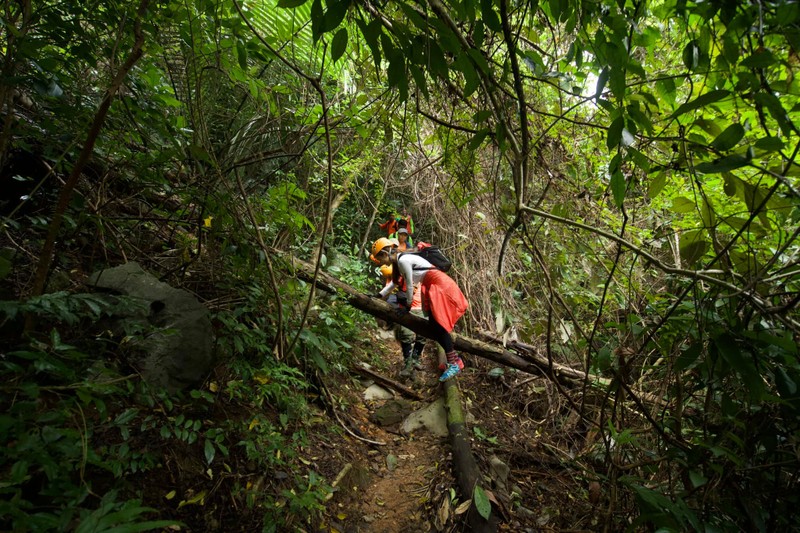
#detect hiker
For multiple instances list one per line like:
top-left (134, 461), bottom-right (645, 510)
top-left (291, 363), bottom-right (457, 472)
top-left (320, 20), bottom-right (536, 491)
top-left (379, 211), bottom-right (414, 237)
top-left (370, 237), bottom-right (467, 382)
top-left (389, 227), bottom-right (415, 252)
top-left (379, 263), bottom-right (425, 378)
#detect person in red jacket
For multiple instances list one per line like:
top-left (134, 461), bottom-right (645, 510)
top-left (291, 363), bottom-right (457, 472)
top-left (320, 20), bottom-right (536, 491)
top-left (370, 237), bottom-right (467, 382)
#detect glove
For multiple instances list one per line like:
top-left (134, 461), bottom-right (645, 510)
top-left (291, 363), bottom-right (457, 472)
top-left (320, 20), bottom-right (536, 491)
top-left (395, 293), bottom-right (408, 306)
top-left (374, 292), bottom-right (385, 299)
top-left (394, 305), bottom-right (410, 318)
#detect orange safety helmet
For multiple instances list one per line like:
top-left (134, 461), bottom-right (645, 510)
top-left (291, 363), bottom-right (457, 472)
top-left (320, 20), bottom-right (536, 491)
top-left (370, 237), bottom-right (396, 263)
top-left (379, 265), bottom-right (393, 279)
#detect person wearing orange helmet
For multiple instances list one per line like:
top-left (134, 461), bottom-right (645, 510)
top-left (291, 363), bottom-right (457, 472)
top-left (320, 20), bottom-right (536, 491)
top-left (370, 238), bottom-right (467, 382)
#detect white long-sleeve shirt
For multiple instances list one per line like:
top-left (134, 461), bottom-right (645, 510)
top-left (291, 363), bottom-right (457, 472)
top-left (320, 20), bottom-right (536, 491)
top-left (378, 253), bottom-right (434, 304)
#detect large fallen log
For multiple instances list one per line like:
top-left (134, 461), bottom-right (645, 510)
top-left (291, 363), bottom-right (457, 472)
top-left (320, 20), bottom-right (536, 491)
top-left (438, 347), bottom-right (499, 532)
top-left (287, 255), bottom-right (609, 390)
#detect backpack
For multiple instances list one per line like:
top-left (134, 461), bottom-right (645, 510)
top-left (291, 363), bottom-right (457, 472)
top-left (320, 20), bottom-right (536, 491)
top-left (401, 242), bottom-right (452, 272)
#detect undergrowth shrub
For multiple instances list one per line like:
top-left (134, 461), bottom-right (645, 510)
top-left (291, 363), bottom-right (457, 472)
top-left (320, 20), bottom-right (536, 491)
top-left (0, 292), bottom-right (181, 531)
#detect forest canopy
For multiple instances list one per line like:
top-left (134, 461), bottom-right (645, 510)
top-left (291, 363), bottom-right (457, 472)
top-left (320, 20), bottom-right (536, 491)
top-left (1, 0), bottom-right (799, 530)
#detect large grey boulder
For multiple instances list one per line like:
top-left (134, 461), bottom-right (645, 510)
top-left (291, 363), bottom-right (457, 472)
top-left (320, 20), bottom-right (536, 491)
top-left (89, 262), bottom-right (214, 392)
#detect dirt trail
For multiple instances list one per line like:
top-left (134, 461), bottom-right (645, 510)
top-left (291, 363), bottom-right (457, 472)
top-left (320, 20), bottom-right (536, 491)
top-left (347, 336), bottom-right (450, 532)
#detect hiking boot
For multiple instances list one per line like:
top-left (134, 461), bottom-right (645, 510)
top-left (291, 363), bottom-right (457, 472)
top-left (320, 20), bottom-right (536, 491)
top-left (439, 363), bottom-right (461, 382)
top-left (438, 358), bottom-right (464, 372)
top-left (399, 358), bottom-right (414, 379)
top-left (411, 342), bottom-right (424, 369)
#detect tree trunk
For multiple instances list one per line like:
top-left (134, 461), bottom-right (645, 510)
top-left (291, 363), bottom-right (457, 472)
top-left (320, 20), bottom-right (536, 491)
top-left (28, 0), bottom-right (150, 301)
top-left (286, 253), bottom-right (605, 388)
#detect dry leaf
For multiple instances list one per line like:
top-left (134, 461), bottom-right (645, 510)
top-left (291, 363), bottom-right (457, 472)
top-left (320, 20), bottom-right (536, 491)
top-left (454, 499), bottom-right (472, 515)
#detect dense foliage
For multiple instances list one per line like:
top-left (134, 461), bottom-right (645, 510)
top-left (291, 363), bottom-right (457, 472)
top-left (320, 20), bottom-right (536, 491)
top-left (1, 0), bottom-right (799, 530)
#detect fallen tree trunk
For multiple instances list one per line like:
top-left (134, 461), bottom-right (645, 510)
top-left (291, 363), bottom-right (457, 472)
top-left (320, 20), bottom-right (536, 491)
top-left (286, 254), bottom-right (609, 390)
top-left (438, 347), bottom-right (499, 532)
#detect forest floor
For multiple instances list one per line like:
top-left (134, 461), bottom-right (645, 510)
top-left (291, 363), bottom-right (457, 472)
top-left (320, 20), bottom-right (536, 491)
top-left (317, 324), bottom-right (601, 532)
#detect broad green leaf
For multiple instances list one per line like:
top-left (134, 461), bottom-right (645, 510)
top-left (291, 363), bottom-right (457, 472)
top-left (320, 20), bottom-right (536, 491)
top-left (682, 40), bottom-right (699, 70)
top-left (204, 439), bottom-right (215, 465)
top-left (610, 170), bottom-right (626, 208)
top-left (754, 93), bottom-right (794, 137)
top-left (656, 78), bottom-right (675, 107)
top-left (473, 485), bottom-right (491, 520)
top-left (670, 90), bottom-right (731, 120)
top-left (607, 116), bottom-right (623, 150)
top-left (608, 67), bottom-right (626, 100)
top-left (236, 41), bottom-right (247, 70)
top-left (481, 0), bottom-right (502, 32)
top-left (647, 171), bottom-right (667, 198)
top-left (387, 55), bottom-right (408, 100)
top-left (740, 50), bottom-right (778, 68)
top-left (331, 28), bottom-right (348, 62)
top-left (523, 50), bottom-right (545, 75)
top-left (700, 197), bottom-right (716, 227)
top-left (689, 470), bottom-right (708, 488)
top-left (408, 64), bottom-right (429, 99)
top-left (595, 67), bottom-right (609, 98)
top-left (754, 136), bottom-right (784, 152)
top-left (710, 124), bottom-right (744, 151)
top-left (671, 197), bottom-right (695, 213)
top-left (774, 367), bottom-right (797, 398)
top-left (468, 130), bottom-right (489, 150)
top-left (714, 334), bottom-right (763, 400)
top-left (320, 0), bottom-right (350, 34)
top-left (695, 152), bottom-right (751, 174)
top-left (679, 229), bottom-right (709, 265)
top-left (277, 0), bottom-right (309, 6)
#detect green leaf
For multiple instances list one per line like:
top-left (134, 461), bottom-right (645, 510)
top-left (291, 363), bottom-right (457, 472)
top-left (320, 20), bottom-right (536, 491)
top-left (473, 485), bottom-right (491, 520)
top-left (669, 90), bottom-right (730, 120)
top-left (695, 151), bottom-right (751, 174)
top-left (754, 136), bottom-right (784, 152)
top-left (754, 93), bottom-right (793, 137)
top-left (689, 470), bottom-right (708, 488)
top-left (595, 67), bottom-right (609, 98)
top-left (320, 0), bottom-right (350, 34)
top-left (387, 55), bottom-right (408, 100)
top-left (774, 367), bottom-right (797, 398)
top-left (331, 28), bottom-right (348, 62)
top-left (610, 170), bottom-right (626, 208)
top-left (468, 130), bottom-right (489, 150)
top-left (607, 115), bottom-right (623, 150)
top-left (671, 196), bottom-right (695, 213)
top-left (481, 0), bottom-right (502, 31)
top-left (683, 40), bottom-right (699, 70)
top-left (714, 333), bottom-right (763, 400)
top-left (740, 49), bottom-right (778, 68)
top-left (679, 230), bottom-right (709, 265)
top-left (204, 439), bottom-right (216, 465)
top-left (236, 40), bottom-right (247, 69)
top-left (710, 123), bottom-right (744, 151)
top-left (656, 78), bottom-right (675, 107)
top-left (647, 171), bottom-right (667, 199)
